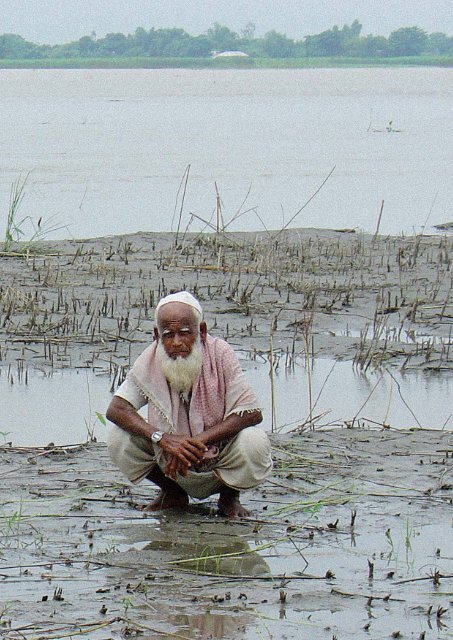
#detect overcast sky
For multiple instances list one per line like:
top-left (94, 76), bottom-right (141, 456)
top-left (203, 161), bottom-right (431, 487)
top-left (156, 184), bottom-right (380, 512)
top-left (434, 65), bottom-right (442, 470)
top-left (1, 0), bottom-right (452, 44)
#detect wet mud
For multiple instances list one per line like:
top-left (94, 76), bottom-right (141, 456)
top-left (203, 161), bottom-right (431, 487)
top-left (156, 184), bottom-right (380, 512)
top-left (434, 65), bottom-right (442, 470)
top-left (0, 228), bottom-right (451, 378)
top-left (0, 429), bottom-right (452, 639)
top-left (0, 228), bottom-right (452, 638)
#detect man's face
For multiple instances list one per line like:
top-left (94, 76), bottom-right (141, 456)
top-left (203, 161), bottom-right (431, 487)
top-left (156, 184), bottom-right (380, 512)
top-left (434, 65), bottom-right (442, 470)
top-left (155, 302), bottom-right (201, 359)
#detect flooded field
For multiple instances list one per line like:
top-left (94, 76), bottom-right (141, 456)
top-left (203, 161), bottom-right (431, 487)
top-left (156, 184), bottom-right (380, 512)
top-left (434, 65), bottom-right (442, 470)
top-left (0, 228), bottom-right (451, 638)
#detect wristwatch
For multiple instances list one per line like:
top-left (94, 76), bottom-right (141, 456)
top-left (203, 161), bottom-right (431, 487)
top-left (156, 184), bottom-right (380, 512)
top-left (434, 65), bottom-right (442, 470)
top-left (151, 430), bottom-right (164, 444)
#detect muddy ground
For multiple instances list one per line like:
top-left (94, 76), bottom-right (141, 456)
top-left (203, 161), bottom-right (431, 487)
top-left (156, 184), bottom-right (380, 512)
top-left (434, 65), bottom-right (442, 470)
top-left (0, 227), bottom-right (452, 378)
top-left (0, 228), bottom-right (452, 638)
top-left (0, 429), bottom-right (452, 639)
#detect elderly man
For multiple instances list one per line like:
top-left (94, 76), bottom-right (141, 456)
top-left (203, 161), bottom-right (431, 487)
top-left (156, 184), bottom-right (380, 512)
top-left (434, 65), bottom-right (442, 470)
top-left (106, 291), bottom-right (272, 518)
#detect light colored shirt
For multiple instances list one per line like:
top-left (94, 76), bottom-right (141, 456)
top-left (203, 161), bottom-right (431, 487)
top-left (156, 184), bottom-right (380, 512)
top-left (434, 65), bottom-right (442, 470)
top-left (115, 378), bottom-right (147, 411)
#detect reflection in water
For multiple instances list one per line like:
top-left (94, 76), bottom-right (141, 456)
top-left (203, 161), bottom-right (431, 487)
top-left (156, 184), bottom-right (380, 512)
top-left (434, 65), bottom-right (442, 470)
top-left (100, 519), bottom-right (271, 577)
top-left (248, 359), bottom-right (453, 432)
top-left (144, 534), bottom-right (270, 576)
top-left (99, 521), bottom-right (269, 639)
top-left (172, 610), bottom-right (249, 640)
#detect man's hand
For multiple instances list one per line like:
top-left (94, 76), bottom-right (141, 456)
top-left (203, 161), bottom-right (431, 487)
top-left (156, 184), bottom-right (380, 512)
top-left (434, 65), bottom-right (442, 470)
top-left (159, 434), bottom-right (207, 479)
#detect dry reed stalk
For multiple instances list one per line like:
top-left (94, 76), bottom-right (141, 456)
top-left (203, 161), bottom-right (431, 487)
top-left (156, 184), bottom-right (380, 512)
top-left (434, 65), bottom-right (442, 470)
top-left (372, 200), bottom-right (385, 246)
top-left (269, 322), bottom-right (277, 433)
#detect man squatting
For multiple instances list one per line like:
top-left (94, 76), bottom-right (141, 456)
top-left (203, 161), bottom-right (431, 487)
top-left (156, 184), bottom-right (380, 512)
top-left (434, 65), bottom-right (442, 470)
top-left (106, 291), bottom-right (273, 518)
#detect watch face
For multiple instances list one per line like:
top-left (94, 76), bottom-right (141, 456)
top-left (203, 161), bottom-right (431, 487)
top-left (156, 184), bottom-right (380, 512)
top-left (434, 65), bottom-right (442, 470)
top-left (152, 431), bottom-right (163, 443)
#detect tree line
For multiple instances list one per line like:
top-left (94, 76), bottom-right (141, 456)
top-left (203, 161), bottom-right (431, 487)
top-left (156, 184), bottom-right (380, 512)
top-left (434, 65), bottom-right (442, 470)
top-left (0, 21), bottom-right (452, 59)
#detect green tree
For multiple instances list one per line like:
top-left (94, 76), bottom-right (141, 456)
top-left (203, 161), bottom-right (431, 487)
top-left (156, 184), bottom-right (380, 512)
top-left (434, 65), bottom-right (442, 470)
top-left (206, 23), bottom-right (239, 51)
top-left (151, 28), bottom-right (182, 56)
top-left (0, 34), bottom-right (34, 58)
top-left (50, 41), bottom-right (82, 58)
top-left (340, 20), bottom-right (362, 53)
top-left (184, 35), bottom-right (212, 57)
top-left (240, 22), bottom-right (256, 41)
top-left (98, 32), bottom-right (129, 56)
top-left (0, 21), bottom-right (448, 62)
top-left (132, 27), bottom-right (149, 54)
top-left (78, 35), bottom-right (98, 57)
top-left (388, 26), bottom-right (428, 56)
top-left (130, 27), bottom-right (210, 57)
top-left (160, 28), bottom-right (193, 56)
top-left (305, 25), bottom-right (344, 56)
top-left (262, 30), bottom-right (295, 57)
top-left (349, 19), bottom-right (362, 38)
top-left (350, 34), bottom-right (389, 57)
top-left (426, 32), bottom-right (453, 54)
top-left (304, 21), bottom-right (366, 57)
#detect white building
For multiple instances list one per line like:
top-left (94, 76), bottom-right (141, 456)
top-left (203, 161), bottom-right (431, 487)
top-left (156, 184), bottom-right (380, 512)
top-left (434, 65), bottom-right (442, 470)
top-left (212, 51), bottom-right (249, 58)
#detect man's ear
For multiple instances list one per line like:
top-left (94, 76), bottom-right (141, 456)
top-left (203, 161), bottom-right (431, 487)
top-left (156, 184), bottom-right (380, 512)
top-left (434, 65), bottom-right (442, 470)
top-left (153, 326), bottom-right (159, 342)
top-left (200, 321), bottom-right (207, 343)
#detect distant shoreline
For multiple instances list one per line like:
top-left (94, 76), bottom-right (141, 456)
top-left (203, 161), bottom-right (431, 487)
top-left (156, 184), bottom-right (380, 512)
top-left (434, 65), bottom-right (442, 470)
top-left (1, 54), bottom-right (452, 69)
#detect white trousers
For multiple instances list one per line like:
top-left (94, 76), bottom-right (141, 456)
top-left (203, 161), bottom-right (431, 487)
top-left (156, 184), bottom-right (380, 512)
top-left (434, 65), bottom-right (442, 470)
top-left (107, 426), bottom-right (273, 499)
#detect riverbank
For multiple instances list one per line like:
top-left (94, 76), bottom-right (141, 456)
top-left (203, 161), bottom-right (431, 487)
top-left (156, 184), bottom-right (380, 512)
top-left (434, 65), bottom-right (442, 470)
top-left (0, 55), bottom-right (452, 69)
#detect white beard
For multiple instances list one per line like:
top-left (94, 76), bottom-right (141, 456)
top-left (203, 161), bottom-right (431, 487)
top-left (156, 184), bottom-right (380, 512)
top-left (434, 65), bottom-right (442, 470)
top-left (156, 339), bottom-right (203, 396)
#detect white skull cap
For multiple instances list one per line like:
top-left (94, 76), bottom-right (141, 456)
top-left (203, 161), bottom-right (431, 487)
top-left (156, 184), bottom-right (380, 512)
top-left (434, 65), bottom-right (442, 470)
top-left (155, 291), bottom-right (203, 323)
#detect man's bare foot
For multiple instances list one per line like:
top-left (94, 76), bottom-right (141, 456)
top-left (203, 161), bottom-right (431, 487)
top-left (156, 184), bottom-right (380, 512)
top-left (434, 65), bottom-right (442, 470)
top-left (142, 465), bottom-right (189, 512)
top-left (218, 487), bottom-right (250, 518)
top-left (141, 488), bottom-right (189, 512)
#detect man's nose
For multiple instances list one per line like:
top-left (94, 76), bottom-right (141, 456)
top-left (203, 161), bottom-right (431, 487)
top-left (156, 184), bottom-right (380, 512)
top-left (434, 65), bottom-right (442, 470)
top-left (172, 332), bottom-right (183, 346)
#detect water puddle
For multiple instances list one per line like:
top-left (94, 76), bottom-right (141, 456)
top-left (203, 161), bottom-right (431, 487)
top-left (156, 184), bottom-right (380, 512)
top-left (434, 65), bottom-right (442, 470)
top-left (321, 326), bottom-right (450, 346)
top-left (259, 518), bottom-right (453, 582)
top-left (1, 359), bottom-right (451, 446)
top-left (245, 358), bottom-right (452, 432)
top-left (0, 367), bottom-right (112, 446)
top-left (103, 522), bottom-right (271, 577)
top-left (92, 513), bottom-right (453, 639)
